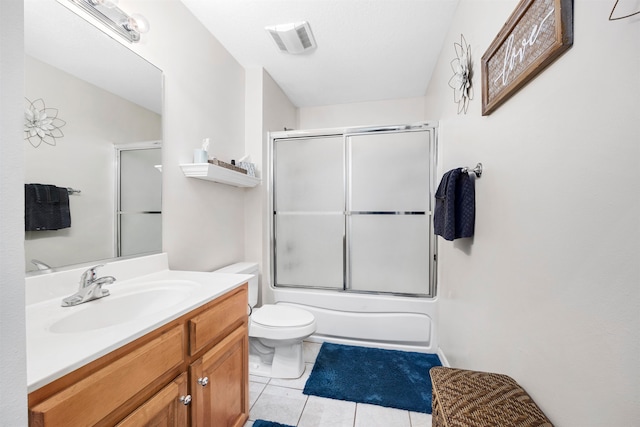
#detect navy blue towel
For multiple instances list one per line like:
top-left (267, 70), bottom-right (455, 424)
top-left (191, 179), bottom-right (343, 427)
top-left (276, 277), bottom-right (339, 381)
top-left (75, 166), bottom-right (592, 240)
top-left (25, 184), bottom-right (71, 231)
top-left (434, 168), bottom-right (475, 241)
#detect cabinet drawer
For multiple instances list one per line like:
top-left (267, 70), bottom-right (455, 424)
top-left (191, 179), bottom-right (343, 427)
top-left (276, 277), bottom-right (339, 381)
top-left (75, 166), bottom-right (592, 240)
top-left (30, 326), bottom-right (184, 427)
top-left (189, 286), bottom-right (247, 356)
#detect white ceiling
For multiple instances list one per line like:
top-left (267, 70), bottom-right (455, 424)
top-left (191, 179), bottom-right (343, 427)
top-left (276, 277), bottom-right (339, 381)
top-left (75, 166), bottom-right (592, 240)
top-left (181, 0), bottom-right (459, 108)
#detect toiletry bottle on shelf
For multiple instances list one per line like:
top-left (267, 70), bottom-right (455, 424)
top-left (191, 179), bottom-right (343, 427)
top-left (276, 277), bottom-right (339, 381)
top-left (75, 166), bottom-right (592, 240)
top-left (193, 138), bottom-right (210, 163)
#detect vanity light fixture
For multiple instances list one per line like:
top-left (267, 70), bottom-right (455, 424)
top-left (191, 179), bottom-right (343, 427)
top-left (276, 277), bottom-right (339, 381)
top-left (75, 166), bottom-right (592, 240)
top-left (64, 0), bottom-right (150, 43)
top-left (88, 0), bottom-right (118, 9)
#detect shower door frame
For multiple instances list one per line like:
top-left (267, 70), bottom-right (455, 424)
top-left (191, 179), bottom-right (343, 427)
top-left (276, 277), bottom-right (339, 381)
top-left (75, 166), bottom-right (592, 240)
top-left (114, 140), bottom-right (162, 258)
top-left (269, 122), bottom-right (438, 298)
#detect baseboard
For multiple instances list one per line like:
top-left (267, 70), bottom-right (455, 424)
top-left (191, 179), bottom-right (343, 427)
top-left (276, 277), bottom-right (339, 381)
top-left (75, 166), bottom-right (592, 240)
top-left (437, 347), bottom-right (450, 367)
top-left (307, 334), bottom-right (434, 354)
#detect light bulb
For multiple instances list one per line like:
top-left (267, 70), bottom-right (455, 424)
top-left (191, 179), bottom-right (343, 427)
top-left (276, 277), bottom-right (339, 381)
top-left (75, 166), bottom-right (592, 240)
top-left (124, 13), bottom-right (150, 33)
top-left (132, 14), bottom-right (150, 33)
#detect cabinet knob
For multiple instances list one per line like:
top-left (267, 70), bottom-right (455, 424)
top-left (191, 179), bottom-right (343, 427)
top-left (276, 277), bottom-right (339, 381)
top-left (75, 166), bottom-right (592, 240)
top-left (197, 376), bottom-right (209, 387)
top-left (179, 395), bottom-right (192, 406)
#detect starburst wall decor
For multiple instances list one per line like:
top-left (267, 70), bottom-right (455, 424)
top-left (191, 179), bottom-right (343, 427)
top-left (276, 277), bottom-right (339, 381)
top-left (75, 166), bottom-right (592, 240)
top-left (448, 34), bottom-right (474, 114)
top-left (24, 98), bottom-right (66, 148)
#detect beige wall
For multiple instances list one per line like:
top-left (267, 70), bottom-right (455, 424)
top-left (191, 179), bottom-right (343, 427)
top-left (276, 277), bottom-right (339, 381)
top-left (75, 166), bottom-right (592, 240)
top-left (426, 1), bottom-right (640, 425)
top-left (122, 0), bottom-right (247, 271)
top-left (244, 67), bottom-right (264, 278)
top-left (0, 0), bottom-right (27, 423)
top-left (261, 70), bottom-right (298, 302)
top-left (298, 96), bottom-right (425, 129)
top-left (244, 68), bottom-right (297, 304)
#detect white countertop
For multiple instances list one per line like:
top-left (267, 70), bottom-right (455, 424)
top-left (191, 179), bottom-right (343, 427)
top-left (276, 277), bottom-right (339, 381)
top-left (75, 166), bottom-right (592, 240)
top-left (26, 254), bottom-right (250, 392)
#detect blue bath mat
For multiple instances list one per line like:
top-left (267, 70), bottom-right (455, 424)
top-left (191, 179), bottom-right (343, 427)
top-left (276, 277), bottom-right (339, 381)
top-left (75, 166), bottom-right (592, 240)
top-left (303, 342), bottom-right (441, 413)
top-left (253, 420), bottom-right (295, 427)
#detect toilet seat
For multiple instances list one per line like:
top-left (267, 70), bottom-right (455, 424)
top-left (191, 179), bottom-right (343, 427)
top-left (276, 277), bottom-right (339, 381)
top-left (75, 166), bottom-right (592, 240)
top-left (252, 304), bottom-right (315, 327)
top-left (249, 304), bottom-right (316, 341)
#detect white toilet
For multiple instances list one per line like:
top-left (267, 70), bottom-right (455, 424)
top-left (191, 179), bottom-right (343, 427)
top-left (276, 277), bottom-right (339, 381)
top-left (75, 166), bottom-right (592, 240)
top-left (214, 262), bottom-right (316, 379)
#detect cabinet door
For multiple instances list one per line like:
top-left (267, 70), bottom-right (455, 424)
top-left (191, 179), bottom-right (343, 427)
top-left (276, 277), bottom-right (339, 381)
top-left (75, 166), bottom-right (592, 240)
top-left (115, 373), bottom-right (188, 427)
top-left (190, 326), bottom-right (249, 427)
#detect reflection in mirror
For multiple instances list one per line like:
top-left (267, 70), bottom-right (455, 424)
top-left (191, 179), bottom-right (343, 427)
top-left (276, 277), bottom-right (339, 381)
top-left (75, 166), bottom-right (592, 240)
top-left (116, 142), bottom-right (162, 258)
top-left (24, 0), bottom-right (163, 272)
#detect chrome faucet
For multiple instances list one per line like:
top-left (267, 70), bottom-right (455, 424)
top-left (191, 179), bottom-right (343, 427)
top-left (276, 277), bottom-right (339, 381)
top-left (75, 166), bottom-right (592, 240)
top-left (31, 259), bottom-right (52, 272)
top-left (61, 264), bottom-right (116, 307)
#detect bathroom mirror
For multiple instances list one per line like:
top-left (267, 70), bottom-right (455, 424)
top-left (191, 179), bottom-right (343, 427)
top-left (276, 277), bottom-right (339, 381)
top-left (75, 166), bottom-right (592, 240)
top-left (24, 0), bottom-right (163, 272)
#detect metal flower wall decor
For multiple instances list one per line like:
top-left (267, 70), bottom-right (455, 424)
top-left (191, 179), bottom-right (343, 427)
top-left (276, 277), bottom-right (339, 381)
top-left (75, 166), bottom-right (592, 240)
top-left (448, 34), bottom-right (474, 114)
top-left (24, 98), bottom-right (66, 148)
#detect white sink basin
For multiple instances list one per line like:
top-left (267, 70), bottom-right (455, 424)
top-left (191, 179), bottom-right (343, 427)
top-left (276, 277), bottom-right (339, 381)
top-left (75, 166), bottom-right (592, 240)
top-left (26, 254), bottom-right (254, 393)
top-left (49, 280), bottom-right (201, 334)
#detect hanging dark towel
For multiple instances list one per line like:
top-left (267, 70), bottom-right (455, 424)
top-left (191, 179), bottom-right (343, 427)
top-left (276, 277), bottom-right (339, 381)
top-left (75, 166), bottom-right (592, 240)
top-left (434, 168), bottom-right (475, 241)
top-left (25, 184), bottom-right (71, 231)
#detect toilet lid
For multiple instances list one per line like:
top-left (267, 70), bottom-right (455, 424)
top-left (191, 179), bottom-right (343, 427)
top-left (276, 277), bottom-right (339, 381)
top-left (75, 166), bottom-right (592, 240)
top-left (252, 305), bottom-right (315, 327)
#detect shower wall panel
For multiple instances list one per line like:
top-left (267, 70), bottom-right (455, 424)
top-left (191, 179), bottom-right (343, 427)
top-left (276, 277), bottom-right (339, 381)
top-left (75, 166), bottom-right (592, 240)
top-left (349, 131), bottom-right (430, 212)
top-left (275, 213), bottom-right (344, 289)
top-left (349, 215), bottom-right (430, 294)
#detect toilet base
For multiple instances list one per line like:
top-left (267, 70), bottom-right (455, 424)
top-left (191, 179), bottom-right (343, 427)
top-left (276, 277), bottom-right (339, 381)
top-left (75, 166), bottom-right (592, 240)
top-left (248, 338), bottom-right (305, 379)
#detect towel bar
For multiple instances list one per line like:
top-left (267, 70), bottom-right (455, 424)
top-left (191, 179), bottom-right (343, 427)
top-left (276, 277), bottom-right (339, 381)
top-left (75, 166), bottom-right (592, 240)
top-left (66, 187), bottom-right (81, 195)
top-left (462, 163), bottom-right (482, 178)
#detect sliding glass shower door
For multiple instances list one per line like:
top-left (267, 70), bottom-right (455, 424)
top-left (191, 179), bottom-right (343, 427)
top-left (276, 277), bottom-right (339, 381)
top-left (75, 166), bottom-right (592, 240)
top-left (272, 123), bottom-right (437, 297)
top-left (347, 131), bottom-right (432, 294)
top-left (274, 136), bottom-right (345, 290)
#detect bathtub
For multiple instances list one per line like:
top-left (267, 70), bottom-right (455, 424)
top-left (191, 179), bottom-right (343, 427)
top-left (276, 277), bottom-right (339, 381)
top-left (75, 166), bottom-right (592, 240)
top-left (271, 286), bottom-right (438, 353)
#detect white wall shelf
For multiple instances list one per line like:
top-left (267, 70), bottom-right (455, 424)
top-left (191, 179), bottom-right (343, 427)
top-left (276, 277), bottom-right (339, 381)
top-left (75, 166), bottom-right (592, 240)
top-left (179, 163), bottom-right (260, 188)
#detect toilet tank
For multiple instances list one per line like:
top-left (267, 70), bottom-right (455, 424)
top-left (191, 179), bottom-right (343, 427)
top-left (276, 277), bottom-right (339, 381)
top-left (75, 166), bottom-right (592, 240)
top-left (213, 262), bottom-right (259, 307)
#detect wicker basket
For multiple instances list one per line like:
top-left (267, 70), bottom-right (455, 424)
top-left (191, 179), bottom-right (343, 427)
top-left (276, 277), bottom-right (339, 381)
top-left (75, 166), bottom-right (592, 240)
top-left (430, 367), bottom-right (553, 427)
top-left (208, 159), bottom-right (248, 174)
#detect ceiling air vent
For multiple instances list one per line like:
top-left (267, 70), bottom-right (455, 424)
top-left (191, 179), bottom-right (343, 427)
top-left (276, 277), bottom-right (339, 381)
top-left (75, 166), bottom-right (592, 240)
top-left (265, 21), bottom-right (317, 54)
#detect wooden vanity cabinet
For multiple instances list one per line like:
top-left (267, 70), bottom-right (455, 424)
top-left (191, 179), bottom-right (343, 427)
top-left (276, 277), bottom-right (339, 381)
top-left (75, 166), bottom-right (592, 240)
top-left (190, 327), bottom-right (249, 427)
top-left (28, 284), bottom-right (249, 427)
top-left (188, 283), bottom-right (250, 427)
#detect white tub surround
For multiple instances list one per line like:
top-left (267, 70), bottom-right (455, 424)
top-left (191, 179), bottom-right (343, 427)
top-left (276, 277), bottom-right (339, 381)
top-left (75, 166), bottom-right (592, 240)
top-left (26, 253), bottom-right (251, 392)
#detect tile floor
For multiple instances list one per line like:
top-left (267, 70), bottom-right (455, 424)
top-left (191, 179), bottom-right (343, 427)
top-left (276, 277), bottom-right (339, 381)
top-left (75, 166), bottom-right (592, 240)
top-left (243, 342), bottom-right (433, 427)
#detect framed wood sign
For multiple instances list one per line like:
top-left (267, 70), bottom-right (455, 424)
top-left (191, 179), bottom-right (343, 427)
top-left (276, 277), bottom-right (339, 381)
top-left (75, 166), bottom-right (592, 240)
top-left (481, 0), bottom-right (573, 115)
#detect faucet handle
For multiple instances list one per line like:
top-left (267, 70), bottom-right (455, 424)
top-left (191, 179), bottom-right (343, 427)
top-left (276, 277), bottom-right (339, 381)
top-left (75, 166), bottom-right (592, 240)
top-left (80, 264), bottom-right (105, 287)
